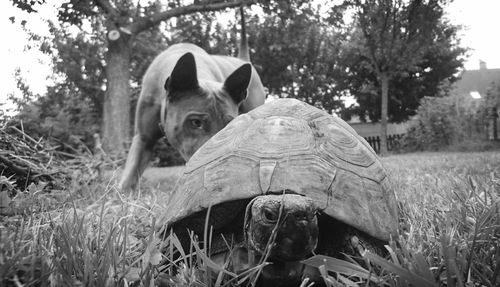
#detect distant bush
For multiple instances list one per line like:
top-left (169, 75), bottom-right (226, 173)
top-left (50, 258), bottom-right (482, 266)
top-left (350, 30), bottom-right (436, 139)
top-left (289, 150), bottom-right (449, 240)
top-left (446, 138), bottom-right (500, 152)
top-left (403, 96), bottom-right (457, 151)
top-left (10, 92), bottom-right (100, 154)
top-left (402, 95), bottom-right (491, 151)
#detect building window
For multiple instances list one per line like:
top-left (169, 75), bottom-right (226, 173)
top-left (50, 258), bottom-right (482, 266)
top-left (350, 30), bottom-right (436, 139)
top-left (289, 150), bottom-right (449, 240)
top-left (470, 91), bottom-right (481, 99)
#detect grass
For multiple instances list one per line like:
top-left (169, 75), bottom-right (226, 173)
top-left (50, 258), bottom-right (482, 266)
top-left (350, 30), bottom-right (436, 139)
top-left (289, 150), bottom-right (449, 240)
top-left (380, 152), bottom-right (500, 286)
top-left (1, 151), bottom-right (499, 286)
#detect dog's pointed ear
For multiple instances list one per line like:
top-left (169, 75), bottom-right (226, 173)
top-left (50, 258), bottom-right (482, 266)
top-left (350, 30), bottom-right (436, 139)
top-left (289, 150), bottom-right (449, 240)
top-left (223, 63), bottom-right (251, 105)
top-left (164, 52), bottom-right (198, 93)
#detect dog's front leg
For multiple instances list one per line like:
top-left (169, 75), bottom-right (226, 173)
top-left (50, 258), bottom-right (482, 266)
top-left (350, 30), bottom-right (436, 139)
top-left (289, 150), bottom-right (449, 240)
top-left (119, 98), bottom-right (162, 191)
top-left (119, 134), bottom-right (157, 191)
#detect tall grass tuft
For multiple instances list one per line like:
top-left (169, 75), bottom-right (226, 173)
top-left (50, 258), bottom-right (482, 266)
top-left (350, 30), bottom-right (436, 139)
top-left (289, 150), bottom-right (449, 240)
top-left (1, 151), bottom-right (499, 286)
top-left (377, 152), bottom-right (500, 286)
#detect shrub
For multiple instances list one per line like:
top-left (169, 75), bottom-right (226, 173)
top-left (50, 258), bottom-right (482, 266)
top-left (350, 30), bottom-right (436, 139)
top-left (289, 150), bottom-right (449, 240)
top-left (403, 96), bottom-right (457, 150)
top-left (403, 95), bottom-right (488, 151)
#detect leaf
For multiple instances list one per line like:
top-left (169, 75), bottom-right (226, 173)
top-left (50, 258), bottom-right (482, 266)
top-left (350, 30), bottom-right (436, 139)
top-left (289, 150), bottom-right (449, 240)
top-left (0, 190), bottom-right (12, 212)
top-left (412, 252), bottom-right (435, 282)
top-left (26, 181), bottom-right (47, 195)
top-left (0, 175), bottom-right (17, 190)
top-left (190, 236), bottom-right (236, 277)
top-left (124, 267), bottom-right (141, 282)
top-left (142, 237), bottom-right (162, 267)
top-left (149, 248), bottom-right (162, 266)
top-left (302, 255), bottom-right (382, 283)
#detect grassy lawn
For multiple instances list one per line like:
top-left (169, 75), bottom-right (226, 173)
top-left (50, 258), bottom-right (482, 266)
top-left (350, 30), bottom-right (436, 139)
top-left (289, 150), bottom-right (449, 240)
top-left (1, 151), bottom-right (499, 286)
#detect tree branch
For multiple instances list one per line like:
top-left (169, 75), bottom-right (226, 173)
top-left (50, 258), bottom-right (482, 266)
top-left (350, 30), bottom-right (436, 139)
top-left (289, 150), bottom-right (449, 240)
top-left (93, 0), bottom-right (119, 19)
top-left (379, 0), bottom-right (390, 55)
top-left (0, 155), bottom-right (53, 182)
top-left (387, 0), bottom-right (400, 70)
top-left (128, 0), bottom-right (255, 35)
top-left (355, 0), bottom-right (381, 75)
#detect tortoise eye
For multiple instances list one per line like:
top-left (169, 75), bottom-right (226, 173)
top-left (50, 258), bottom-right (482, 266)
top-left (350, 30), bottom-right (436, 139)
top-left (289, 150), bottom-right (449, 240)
top-left (263, 208), bottom-right (279, 223)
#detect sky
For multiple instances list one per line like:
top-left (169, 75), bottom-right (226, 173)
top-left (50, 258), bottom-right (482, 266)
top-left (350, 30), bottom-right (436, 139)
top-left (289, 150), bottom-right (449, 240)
top-left (1, 0), bottom-right (499, 112)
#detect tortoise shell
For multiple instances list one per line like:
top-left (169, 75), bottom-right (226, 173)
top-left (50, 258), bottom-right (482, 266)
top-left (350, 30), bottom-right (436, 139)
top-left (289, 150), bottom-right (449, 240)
top-left (159, 98), bottom-right (398, 242)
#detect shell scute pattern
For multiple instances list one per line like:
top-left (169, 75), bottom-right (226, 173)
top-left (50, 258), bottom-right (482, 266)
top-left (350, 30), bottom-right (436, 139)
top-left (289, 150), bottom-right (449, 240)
top-left (235, 116), bottom-right (315, 158)
top-left (249, 100), bottom-right (324, 121)
top-left (264, 156), bottom-right (335, 194)
top-left (323, 170), bottom-right (397, 240)
top-left (185, 113), bottom-right (253, 173)
top-left (310, 116), bottom-right (375, 168)
top-left (203, 156), bottom-right (259, 195)
top-left (159, 98), bottom-right (398, 242)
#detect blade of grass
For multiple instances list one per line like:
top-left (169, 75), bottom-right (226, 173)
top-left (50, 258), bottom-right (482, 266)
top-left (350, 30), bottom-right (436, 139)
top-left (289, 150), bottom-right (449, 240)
top-left (363, 251), bottom-right (437, 287)
top-left (203, 205), bottom-right (213, 286)
top-left (168, 233), bottom-right (189, 268)
top-left (492, 255), bottom-right (500, 286)
top-left (385, 244), bottom-right (401, 266)
top-left (441, 234), bottom-right (457, 287)
top-left (189, 232), bottom-right (236, 277)
top-left (302, 255), bottom-right (382, 284)
top-left (413, 252), bottom-right (435, 282)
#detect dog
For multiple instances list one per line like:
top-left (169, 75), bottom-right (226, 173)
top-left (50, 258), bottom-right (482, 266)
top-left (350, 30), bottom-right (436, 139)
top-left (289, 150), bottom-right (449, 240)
top-left (119, 10), bottom-right (266, 191)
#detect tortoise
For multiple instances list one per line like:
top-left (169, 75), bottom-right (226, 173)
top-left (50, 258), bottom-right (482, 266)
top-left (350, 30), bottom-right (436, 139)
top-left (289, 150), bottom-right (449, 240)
top-left (158, 98), bottom-right (399, 285)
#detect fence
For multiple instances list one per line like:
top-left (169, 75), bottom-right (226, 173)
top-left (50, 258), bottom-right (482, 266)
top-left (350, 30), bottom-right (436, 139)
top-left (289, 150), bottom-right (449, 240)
top-left (363, 134), bottom-right (405, 153)
top-left (349, 121), bottom-right (413, 153)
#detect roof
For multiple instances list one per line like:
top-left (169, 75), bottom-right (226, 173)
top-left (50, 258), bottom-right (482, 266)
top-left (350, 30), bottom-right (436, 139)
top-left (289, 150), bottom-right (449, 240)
top-left (453, 64), bottom-right (500, 98)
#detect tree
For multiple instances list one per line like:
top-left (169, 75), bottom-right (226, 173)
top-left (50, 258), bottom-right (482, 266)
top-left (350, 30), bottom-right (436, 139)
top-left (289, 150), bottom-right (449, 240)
top-left (247, 1), bottom-right (346, 113)
top-left (339, 0), bottom-right (457, 154)
top-left (10, 0), bottom-right (255, 157)
top-left (8, 10), bottom-right (170, 152)
top-left (338, 19), bottom-right (465, 123)
top-left (479, 83), bottom-right (500, 140)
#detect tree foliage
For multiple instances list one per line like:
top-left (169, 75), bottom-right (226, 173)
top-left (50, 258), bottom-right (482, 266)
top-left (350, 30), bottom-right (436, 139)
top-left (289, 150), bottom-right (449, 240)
top-left (484, 82), bottom-right (500, 109)
top-left (248, 1), bottom-right (346, 112)
top-left (166, 11), bottom-right (237, 55)
top-left (8, 5), bottom-right (169, 152)
top-left (339, 18), bottom-right (466, 123)
top-left (10, 0), bottom-right (46, 13)
top-left (334, 0), bottom-right (465, 154)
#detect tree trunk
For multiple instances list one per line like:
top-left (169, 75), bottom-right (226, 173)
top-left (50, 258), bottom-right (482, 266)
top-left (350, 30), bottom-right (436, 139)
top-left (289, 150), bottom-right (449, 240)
top-left (102, 29), bottom-right (132, 157)
top-left (379, 72), bottom-right (389, 155)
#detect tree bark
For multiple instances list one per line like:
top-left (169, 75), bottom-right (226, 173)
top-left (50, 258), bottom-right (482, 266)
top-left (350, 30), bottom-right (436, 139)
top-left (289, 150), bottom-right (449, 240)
top-left (379, 72), bottom-right (389, 155)
top-left (102, 29), bottom-right (131, 157)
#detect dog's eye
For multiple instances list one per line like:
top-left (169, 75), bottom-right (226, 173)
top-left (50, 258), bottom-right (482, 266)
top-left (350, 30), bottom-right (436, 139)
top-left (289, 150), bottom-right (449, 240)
top-left (189, 118), bottom-right (203, 129)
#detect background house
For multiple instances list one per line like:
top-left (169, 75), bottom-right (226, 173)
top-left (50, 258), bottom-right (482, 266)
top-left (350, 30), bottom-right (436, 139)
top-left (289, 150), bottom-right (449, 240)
top-left (453, 61), bottom-right (500, 101)
top-left (451, 61), bottom-right (500, 140)
top-left (349, 61), bottom-right (500, 152)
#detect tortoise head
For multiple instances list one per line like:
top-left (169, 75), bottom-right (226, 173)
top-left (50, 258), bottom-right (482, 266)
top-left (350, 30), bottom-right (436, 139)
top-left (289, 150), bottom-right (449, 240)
top-left (244, 193), bottom-right (319, 262)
